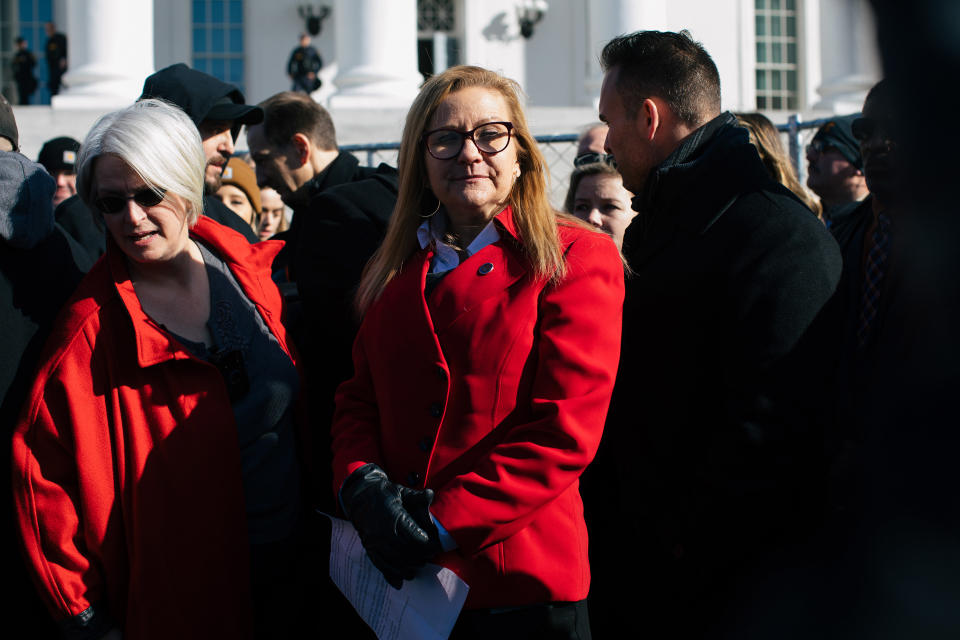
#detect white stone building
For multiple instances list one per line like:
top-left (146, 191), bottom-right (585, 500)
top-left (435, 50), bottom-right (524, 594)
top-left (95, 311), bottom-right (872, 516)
top-left (2, 0), bottom-right (881, 160)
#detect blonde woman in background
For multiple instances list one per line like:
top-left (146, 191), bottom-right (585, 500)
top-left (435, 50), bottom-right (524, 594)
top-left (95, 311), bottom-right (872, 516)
top-left (737, 112), bottom-right (822, 218)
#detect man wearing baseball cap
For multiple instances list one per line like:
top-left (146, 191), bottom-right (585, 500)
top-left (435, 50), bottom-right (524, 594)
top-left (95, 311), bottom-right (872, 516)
top-left (806, 114), bottom-right (869, 225)
top-left (36, 135), bottom-right (108, 264)
top-left (139, 63), bottom-right (263, 242)
top-left (37, 136), bottom-right (80, 207)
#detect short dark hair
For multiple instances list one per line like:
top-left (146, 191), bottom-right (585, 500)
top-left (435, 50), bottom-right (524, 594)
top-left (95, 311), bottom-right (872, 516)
top-left (257, 91), bottom-right (337, 151)
top-left (600, 30), bottom-right (721, 126)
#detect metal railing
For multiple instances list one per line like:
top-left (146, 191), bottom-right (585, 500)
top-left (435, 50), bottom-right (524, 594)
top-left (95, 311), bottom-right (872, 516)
top-left (342, 115), bottom-right (831, 208)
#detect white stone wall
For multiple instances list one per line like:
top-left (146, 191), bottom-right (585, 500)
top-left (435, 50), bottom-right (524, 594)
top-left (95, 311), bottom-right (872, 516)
top-left (9, 0), bottom-right (883, 158)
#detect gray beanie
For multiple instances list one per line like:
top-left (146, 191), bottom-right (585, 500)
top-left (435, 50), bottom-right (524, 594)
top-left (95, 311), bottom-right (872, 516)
top-left (0, 151), bottom-right (55, 249)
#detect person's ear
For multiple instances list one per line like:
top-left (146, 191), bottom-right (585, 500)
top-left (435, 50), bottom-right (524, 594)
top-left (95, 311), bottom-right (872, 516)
top-left (637, 98), bottom-right (660, 142)
top-left (291, 133), bottom-right (311, 167)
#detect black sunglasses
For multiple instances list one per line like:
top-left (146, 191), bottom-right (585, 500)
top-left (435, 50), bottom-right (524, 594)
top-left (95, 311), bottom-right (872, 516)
top-left (423, 121), bottom-right (514, 160)
top-left (806, 139), bottom-right (841, 155)
top-left (574, 152), bottom-right (616, 168)
top-left (94, 187), bottom-right (166, 214)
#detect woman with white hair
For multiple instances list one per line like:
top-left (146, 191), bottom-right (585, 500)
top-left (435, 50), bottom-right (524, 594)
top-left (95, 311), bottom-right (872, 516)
top-left (12, 99), bottom-right (307, 639)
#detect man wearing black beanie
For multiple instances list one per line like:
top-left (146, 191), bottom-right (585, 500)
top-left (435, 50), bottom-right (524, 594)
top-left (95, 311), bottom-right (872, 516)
top-left (806, 113), bottom-right (869, 224)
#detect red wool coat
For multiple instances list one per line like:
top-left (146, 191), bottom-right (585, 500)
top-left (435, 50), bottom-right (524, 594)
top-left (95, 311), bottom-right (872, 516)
top-left (12, 217), bottom-right (292, 639)
top-left (331, 207), bottom-right (624, 608)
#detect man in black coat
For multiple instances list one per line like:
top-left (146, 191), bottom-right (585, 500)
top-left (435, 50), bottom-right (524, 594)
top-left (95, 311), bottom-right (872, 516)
top-left (43, 22), bottom-right (67, 97)
top-left (252, 93), bottom-right (396, 447)
top-left (247, 90), bottom-right (395, 638)
top-left (247, 91), bottom-right (397, 460)
top-left (12, 37), bottom-right (37, 105)
top-left (803, 79), bottom-right (960, 638)
top-left (592, 30), bottom-right (842, 636)
top-left (140, 63), bottom-right (263, 242)
top-left (287, 33), bottom-right (323, 94)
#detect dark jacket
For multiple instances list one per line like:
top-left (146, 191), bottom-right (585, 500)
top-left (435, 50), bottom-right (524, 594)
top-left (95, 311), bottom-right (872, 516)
top-left (815, 186), bottom-right (960, 637)
top-left (54, 194), bottom-right (106, 263)
top-left (1, 152), bottom-right (89, 639)
top-left (288, 46), bottom-right (323, 77)
top-left (12, 49), bottom-right (37, 101)
top-left (45, 33), bottom-right (67, 71)
top-left (599, 112), bottom-right (842, 635)
top-left (274, 151), bottom-right (386, 277)
top-left (274, 152), bottom-right (398, 509)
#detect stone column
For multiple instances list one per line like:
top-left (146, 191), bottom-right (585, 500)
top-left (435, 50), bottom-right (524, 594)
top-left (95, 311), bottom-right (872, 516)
top-left (583, 0), bottom-right (667, 107)
top-left (53, 0), bottom-right (154, 109)
top-left (327, 0), bottom-right (422, 109)
top-left (813, 0), bottom-right (881, 112)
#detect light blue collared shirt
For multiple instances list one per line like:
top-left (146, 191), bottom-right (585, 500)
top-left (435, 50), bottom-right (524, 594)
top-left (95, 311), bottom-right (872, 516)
top-left (416, 209), bottom-right (501, 274)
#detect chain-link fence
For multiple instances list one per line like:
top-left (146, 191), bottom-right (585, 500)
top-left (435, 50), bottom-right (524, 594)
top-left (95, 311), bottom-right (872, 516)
top-left (342, 116), bottom-right (833, 210)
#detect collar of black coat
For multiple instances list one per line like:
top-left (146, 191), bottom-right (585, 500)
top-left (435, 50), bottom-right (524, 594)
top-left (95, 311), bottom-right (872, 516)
top-left (632, 111), bottom-right (774, 237)
top-left (286, 151), bottom-right (360, 212)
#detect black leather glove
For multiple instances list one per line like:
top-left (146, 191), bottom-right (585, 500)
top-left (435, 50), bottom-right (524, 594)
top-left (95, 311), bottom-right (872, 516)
top-left (341, 463), bottom-right (441, 588)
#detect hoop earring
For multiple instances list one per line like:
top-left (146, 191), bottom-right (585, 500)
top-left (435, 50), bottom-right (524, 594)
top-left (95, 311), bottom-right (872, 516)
top-left (420, 193), bottom-right (441, 218)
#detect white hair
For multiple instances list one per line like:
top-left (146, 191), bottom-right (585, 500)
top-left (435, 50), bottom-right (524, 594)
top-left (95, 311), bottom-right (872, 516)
top-left (76, 99), bottom-right (206, 224)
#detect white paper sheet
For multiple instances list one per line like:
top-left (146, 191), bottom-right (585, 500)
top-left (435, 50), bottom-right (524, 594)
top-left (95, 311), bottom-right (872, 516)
top-left (325, 513), bottom-right (469, 640)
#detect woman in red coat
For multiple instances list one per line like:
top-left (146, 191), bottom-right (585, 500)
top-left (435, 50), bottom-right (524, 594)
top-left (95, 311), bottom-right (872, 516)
top-left (12, 99), bottom-right (307, 639)
top-left (331, 66), bottom-right (624, 639)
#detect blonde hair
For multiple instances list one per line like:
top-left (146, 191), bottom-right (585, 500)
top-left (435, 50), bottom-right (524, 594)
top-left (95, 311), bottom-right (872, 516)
top-left (736, 113), bottom-right (822, 217)
top-left (355, 65), bottom-right (564, 315)
top-left (77, 99), bottom-right (206, 224)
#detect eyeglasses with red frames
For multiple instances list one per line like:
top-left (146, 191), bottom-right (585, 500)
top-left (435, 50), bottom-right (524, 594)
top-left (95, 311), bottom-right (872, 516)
top-left (423, 121), bottom-right (514, 160)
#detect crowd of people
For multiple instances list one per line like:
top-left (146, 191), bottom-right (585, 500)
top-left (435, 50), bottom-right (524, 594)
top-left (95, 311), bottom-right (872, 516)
top-left (0, 24), bottom-right (955, 640)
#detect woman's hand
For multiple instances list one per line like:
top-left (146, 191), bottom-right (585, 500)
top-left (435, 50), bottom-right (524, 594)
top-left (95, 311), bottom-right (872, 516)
top-left (340, 464), bottom-right (441, 588)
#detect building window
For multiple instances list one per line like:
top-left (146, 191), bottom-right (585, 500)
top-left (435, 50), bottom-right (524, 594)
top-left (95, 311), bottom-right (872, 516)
top-left (1, 0), bottom-right (54, 104)
top-left (755, 0), bottom-right (799, 111)
top-left (417, 0), bottom-right (460, 78)
top-left (192, 0), bottom-right (245, 94)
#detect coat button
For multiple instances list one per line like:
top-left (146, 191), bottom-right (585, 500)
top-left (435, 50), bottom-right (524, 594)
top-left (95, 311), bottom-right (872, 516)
top-left (477, 262), bottom-right (494, 275)
top-left (407, 471), bottom-right (422, 485)
top-left (429, 402), bottom-right (443, 418)
top-left (418, 437), bottom-right (431, 453)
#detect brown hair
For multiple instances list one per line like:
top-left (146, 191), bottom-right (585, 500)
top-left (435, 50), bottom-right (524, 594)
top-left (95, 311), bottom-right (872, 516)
top-left (256, 91), bottom-right (337, 151)
top-left (736, 113), bottom-right (821, 217)
top-left (564, 161), bottom-right (623, 215)
top-left (355, 65), bottom-right (565, 316)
